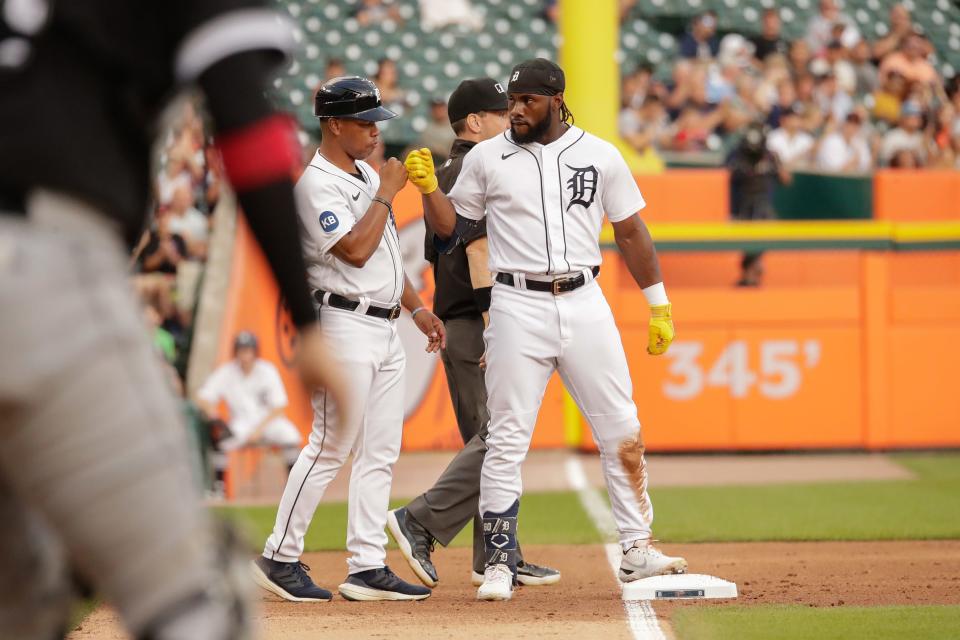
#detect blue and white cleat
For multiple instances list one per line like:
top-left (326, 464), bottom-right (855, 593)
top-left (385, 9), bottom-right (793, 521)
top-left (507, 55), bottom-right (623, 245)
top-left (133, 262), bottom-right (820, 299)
top-left (338, 566), bottom-right (432, 601)
top-left (251, 556), bottom-right (333, 602)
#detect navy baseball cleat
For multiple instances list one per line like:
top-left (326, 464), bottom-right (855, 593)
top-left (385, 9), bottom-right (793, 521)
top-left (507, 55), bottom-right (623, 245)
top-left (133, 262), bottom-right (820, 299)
top-left (338, 566), bottom-right (432, 601)
top-left (386, 507), bottom-right (439, 587)
top-left (251, 556), bottom-right (333, 602)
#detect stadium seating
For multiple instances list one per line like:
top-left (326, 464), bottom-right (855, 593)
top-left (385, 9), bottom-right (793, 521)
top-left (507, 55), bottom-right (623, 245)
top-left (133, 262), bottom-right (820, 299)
top-left (274, 0), bottom-right (960, 145)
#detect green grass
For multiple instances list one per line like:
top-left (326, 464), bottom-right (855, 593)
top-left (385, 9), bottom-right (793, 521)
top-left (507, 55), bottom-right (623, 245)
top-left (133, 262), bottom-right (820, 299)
top-left (217, 490), bottom-right (602, 553)
top-left (219, 453), bottom-right (960, 548)
top-left (645, 453), bottom-right (960, 542)
top-left (672, 605), bottom-right (960, 640)
top-left (892, 452), bottom-right (960, 481)
top-left (69, 598), bottom-right (99, 632)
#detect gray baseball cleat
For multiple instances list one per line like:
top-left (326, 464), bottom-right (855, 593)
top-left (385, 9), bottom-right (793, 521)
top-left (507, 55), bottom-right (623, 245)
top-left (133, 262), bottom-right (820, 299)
top-left (618, 541), bottom-right (687, 582)
top-left (386, 507), bottom-right (439, 587)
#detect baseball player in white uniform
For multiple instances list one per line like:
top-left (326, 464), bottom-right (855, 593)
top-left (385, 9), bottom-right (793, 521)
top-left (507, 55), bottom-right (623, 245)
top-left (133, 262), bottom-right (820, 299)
top-left (406, 59), bottom-right (687, 601)
top-left (252, 77), bottom-right (445, 603)
top-left (196, 331), bottom-right (302, 494)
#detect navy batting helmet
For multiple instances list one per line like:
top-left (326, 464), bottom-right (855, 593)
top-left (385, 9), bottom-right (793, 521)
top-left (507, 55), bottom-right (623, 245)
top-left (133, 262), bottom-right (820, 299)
top-left (314, 76), bottom-right (397, 122)
top-left (233, 331), bottom-right (259, 354)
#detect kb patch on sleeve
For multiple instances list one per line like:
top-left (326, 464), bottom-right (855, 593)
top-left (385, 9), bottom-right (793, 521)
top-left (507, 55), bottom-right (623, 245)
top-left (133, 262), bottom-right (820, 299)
top-left (319, 211), bottom-right (340, 232)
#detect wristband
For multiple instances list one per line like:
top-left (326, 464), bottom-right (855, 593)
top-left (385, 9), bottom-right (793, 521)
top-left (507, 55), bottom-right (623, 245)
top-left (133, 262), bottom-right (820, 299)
top-left (642, 282), bottom-right (669, 306)
top-left (473, 286), bottom-right (492, 313)
top-left (411, 306), bottom-right (427, 319)
top-left (372, 195), bottom-right (393, 217)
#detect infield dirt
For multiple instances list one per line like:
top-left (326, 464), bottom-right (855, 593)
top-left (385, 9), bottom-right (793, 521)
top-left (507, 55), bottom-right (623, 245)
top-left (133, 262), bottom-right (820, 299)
top-left (69, 540), bottom-right (960, 639)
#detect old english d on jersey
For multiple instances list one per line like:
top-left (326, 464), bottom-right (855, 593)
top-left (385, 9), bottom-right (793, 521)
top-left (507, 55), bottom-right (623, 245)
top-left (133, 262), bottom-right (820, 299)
top-left (448, 125), bottom-right (646, 276)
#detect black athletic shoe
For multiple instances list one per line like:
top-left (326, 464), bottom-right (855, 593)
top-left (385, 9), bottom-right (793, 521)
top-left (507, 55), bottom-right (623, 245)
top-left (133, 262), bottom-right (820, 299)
top-left (472, 561), bottom-right (562, 586)
top-left (386, 507), bottom-right (439, 587)
top-left (251, 556), bottom-right (333, 602)
top-left (517, 561), bottom-right (562, 586)
top-left (338, 566), bottom-right (432, 601)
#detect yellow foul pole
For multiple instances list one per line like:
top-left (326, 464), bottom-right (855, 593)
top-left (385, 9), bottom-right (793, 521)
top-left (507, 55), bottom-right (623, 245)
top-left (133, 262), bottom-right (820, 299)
top-left (558, 0), bottom-right (662, 173)
top-left (557, 0), bottom-right (664, 447)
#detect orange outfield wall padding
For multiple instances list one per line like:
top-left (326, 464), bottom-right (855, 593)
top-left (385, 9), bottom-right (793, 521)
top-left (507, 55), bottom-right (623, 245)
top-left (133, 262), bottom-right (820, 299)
top-left (873, 169), bottom-right (960, 221)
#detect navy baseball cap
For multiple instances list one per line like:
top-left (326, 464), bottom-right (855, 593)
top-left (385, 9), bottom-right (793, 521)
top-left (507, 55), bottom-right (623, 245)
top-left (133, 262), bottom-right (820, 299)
top-left (507, 58), bottom-right (565, 96)
top-left (314, 76), bottom-right (397, 122)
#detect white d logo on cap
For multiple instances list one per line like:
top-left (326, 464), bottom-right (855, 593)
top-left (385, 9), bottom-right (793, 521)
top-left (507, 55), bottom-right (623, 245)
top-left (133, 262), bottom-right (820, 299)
top-left (494, 83), bottom-right (504, 93)
top-left (511, 71), bottom-right (519, 82)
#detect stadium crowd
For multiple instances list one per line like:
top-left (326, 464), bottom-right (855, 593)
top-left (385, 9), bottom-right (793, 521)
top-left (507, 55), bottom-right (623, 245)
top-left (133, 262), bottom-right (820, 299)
top-left (617, 1), bottom-right (960, 171)
top-left (133, 99), bottom-right (223, 379)
top-left (131, 0), bottom-right (960, 490)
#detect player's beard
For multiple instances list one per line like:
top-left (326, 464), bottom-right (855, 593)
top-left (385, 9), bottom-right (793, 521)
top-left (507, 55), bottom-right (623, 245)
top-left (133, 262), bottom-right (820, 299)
top-left (511, 108), bottom-right (553, 144)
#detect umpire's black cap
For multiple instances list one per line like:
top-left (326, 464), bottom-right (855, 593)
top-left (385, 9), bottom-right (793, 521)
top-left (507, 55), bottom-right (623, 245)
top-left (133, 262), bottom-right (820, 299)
top-left (314, 76), bottom-right (397, 122)
top-left (447, 78), bottom-right (508, 124)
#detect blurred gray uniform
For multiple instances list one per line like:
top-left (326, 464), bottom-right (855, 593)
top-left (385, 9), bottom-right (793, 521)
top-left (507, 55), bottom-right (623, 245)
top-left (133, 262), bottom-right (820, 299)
top-left (0, 193), bottom-right (228, 637)
top-left (0, 2), bottom-right (317, 639)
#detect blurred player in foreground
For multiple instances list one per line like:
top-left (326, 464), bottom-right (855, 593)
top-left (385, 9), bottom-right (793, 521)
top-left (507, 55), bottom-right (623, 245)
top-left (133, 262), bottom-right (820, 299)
top-left (388, 77), bottom-right (560, 589)
top-left (197, 331), bottom-right (303, 497)
top-left (408, 58), bottom-right (687, 602)
top-left (0, 2), bottom-right (345, 638)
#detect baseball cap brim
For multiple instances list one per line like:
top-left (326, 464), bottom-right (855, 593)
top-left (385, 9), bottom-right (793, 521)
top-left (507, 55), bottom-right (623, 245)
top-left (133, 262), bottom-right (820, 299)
top-left (344, 105), bottom-right (398, 122)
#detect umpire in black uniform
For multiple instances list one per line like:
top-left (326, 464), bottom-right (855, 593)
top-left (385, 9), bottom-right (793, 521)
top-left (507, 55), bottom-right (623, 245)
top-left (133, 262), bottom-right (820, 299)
top-left (387, 78), bottom-right (560, 588)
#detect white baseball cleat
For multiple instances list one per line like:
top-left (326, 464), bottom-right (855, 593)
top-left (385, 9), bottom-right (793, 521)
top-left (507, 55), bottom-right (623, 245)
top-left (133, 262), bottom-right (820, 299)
top-left (476, 564), bottom-right (514, 601)
top-left (619, 541), bottom-right (688, 583)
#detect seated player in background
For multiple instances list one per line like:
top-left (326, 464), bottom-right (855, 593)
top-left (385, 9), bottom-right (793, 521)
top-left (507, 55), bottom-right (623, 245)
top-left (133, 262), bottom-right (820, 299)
top-left (196, 331), bottom-right (303, 497)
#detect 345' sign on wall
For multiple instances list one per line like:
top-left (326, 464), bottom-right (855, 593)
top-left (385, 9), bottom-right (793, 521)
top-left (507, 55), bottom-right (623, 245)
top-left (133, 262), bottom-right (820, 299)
top-left (663, 340), bottom-right (822, 400)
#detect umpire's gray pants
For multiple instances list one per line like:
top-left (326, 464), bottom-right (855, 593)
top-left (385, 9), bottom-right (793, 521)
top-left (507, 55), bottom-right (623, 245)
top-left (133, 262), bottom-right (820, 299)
top-left (406, 315), bottom-right (525, 574)
top-left (0, 191), bottom-right (236, 639)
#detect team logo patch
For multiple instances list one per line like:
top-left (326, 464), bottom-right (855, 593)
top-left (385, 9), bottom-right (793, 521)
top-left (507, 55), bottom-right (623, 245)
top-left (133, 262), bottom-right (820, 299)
top-left (489, 533), bottom-right (511, 549)
top-left (565, 164), bottom-right (599, 210)
top-left (494, 82), bottom-right (505, 93)
top-left (319, 210), bottom-right (339, 232)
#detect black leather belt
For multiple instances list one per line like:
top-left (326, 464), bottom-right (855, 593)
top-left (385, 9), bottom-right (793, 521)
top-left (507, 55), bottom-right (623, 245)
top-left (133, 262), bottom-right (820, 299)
top-left (495, 266), bottom-right (600, 295)
top-left (314, 290), bottom-right (401, 320)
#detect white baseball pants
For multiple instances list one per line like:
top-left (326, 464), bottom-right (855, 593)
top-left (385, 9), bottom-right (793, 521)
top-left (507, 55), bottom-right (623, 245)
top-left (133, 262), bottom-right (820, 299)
top-left (263, 307), bottom-right (405, 574)
top-left (479, 279), bottom-right (654, 545)
top-left (224, 416), bottom-right (302, 450)
top-left (212, 416), bottom-right (302, 471)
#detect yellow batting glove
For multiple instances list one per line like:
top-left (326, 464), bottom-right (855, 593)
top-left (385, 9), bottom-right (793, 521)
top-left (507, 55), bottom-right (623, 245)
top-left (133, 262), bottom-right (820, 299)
top-left (647, 303), bottom-right (674, 355)
top-left (404, 148), bottom-right (438, 195)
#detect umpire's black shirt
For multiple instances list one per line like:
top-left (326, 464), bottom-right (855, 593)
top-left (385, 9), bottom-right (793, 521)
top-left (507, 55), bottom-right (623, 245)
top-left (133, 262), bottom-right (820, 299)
top-left (424, 138), bottom-right (487, 322)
